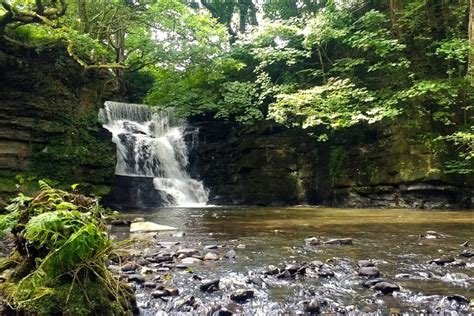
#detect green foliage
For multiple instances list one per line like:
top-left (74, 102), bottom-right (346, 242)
top-left (0, 182), bottom-right (132, 315)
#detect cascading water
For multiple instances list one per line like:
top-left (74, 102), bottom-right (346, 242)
top-left (99, 101), bottom-right (208, 207)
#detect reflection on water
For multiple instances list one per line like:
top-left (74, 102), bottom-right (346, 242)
top-left (112, 207), bottom-right (474, 313)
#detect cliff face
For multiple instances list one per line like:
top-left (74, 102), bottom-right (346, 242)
top-left (0, 44), bottom-right (118, 209)
top-left (189, 120), bottom-right (473, 209)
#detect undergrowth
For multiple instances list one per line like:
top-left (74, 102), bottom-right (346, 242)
top-left (0, 181), bottom-right (135, 315)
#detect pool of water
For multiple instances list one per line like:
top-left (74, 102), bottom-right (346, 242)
top-left (111, 207), bottom-right (474, 314)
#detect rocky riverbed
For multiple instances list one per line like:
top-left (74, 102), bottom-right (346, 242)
top-left (107, 207), bottom-right (474, 315)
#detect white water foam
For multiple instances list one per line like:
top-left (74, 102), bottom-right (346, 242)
top-left (100, 101), bottom-right (208, 207)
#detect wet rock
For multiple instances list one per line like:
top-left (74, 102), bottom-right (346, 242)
top-left (309, 260), bottom-right (324, 268)
top-left (181, 257), bottom-right (202, 265)
top-left (164, 288), bottom-right (179, 296)
top-left (151, 290), bottom-right (167, 298)
top-left (372, 281), bottom-right (400, 294)
top-left (200, 279), bottom-right (220, 292)
top-left (461, 241), bottom-right (469, 247)
top-left (204, 252), bottom-right (219, 261)
top-left (144, 282), bottom-right (156, 288)
top-left (172, 295), bottom-right (196, 310)
top-left (219, 303), bottom-right (243, 315)
top-left (136, 258), bottom-right (151, 266)
top-left (177, 248), bottom-right (199, 257)
top-left (304, 237), bottom-right (320, 245)
top-left (277, 270), bottom-right (292, 279)
top-left (172, 231), bottom-right (185, 237)
top-left (285, 264), bottom-right (298, 274)
top-left (121, 263), bottom-right (137, 272)
top-left (323, 238), bottom-right (352, 245)
top-left (246, 276), bottom-right (263, 286)
top-left (108, 264), bottom-right (120, 272)
top-left (358, 260), bottom-right (374, 268)
top-left (127, 274), bottom-right (145, 283)
top-left (363, 278), bottom-right (388, 287)
top-left (110, 219), bottom-right (131, 226)
top-left (230, 289), bottom-right (254, 303)
top-left (446, 294), bottom-right (470, 304)
top-left (395, 273), bottom-right (411, 279)
top-left (158, 241), bottom-right (180, 248)
top-left (428, 256), bottom-right (455, 266)
top-left (133, 217), bottom-right (145, 223)
top-left (425, 230), bottom-right (446, 239)
top-left (224, 249), bottom-right (236, 259)
top-left (175, 264), bottom-right (188, 269)
top-left (154, 253), bottom-right (174, 263)
top-left (459, 251), bottom-right (474, 258)
top-left (303, 299), bottom-right (321, 314)
top-left (130, 221), bottom-right (177, 232)
top-left (264, 265), bottom-right (280, 275)
top-left (204, 244), bottom-right (218, 250)
top-left (317, 268), bottom-right (335, 278)
top-left (358, 267), bottom-right (381, 278)
top-left (236, 244), bottom-right (246, 249)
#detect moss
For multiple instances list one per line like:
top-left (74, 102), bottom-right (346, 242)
top-left (329, 146), bottom-right (349, 186)
top-left (0, 177), bottom-right (17, 193)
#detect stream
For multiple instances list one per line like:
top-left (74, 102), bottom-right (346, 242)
top-left (110, 207), bottom-right (474, 315)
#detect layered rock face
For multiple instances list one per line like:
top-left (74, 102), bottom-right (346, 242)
top-left (0, 45), bottom-right (117, 208)
top-left (189, 120), bottom-right (472, 209)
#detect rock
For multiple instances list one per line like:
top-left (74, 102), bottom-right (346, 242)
top-left (164, 288), bottom-right (179, 296)
top-left (177, 248), bottom-right (200, 257)
top-left (175, 264), bottom-right (188, 269)
top-left (204, 252), bottom-right (219, 261)
top-left (446, 294), bottom-right (470, 304)
top-left (428, 256), bottom-right (455, 265)
top-left (204, 244), bottom-right (218, 250)
top-left (425, 230), bottom-right (446, 239)
top-left (363, 278), bottom-right (388, 287)
top-left (461, 241), bottom-right (469, 247)
top-left (303, 299), bottom-right (321, 314)
top-left (358, 267), bottom-right (381, 278)
top-left (309, 260), bottom-right (324, 268)
top-left (144, 282), bottom-right (156, 288)
top-left (133, 217), bottom-right (145, 223)
top-left (358, 260), bottom-right (374, 268)
top-left (285, 264), bottom-right (298, 274)
top-left (200, 279), bottom-right (220, 292)
top-left (136, 258), bottom-right (151, 266)
top-left (120, 263), bottom-right (137, 272)
top-left (130, 222), bottom-right (177, 232)
top-left (317, 268), bottom-right (335, 278)
top-left (220, 303), bottom-right (243, 314)
top-left (265, 265), bottom-right (280, 275)
top-left (110, 219), bottom-right (131, 226)
top-left (151, 290), bottom-right (167, 298)
top-left (230, 289), bottom-right (254, 303)
top-left (127, 274), bottom-right (145, 283)
top-left (304, 237), bottom-right (320, 245)
top-left (158, 241), bottom-right (180, 248)
top-left (181, 257), bottom-right (202, 265)
top-left (246, 277), bottom-right (263, 286)
top-left (236, 244), bottom-right (246, 249)
top-left (224, 249), bottom-right (236, 259)
top-left (323, 238), bottom-right (353, 245)
top-left (459, 251), bottom-right (474, 258)
top-left (372, 281), bottom-right (400, 294)
top-left (172, 231), bottom-right (185, 237)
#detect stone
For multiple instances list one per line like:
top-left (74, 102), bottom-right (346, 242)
top-left (130, 222), bottom-right (177, 233)
top-left (200, 279), bottom-right (220, 292)
top-left (176, 248), bottom-right (199, 257)
top-left (304, 237), bottom-right (320, 245)
top-left (151, 290), bottom-right (167, 298)
top-left (323, 238), bottom-right (353, 245)
top-left (428, 257), bottom-right (455, 265)
top-left (461, 241), bottom-right (469, 247)
top-left (236, 244), bottom-right (246, 249)
top-left (317, 268), bottom-right (335, 278)
top-left (164, 288), bottom-right (179, 296)
top-left (358, 267), bottom-right (381, 278)
top-left (110, 219), bottom-right (131, 226)
top-left (224, 249), bottom-right (236, 259)
top-left (303, 299), bottom-right (321, 314)
top-left (358, 260), bottom-right (374, 268)
top-left (127, 274), bottom-right (145, 283)
top-left (230, 289), bottom-right (254, 303)
top-left (181, 257), bottom-right (202, 265)
top-left (220, 303), bottom-right (243, 314)
top-left (372, 281), bottom-right (400, 294)
top-left (265, 265), bottom-right (280, 275)
top-left (459, 251), bottom-right (474, 258)
top-left (204, 244), bottom-right (218, 250)
top-left (144, 282), bottom-right (156, 288)
top-left (204, 252), bottom-right (219, 261)
top-left (446, 294), bottom-right (470, 304)
top-left (246, 277), bottom-right (263, 286)
top-left (120, 263), bottom-right (137, 272)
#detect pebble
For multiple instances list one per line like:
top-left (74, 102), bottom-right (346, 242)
top-left (323, 238), bottom-right (353, 245)
top-left (304, 237), bottom-right (320, 245)
top-left (204, 252), bottom-right (219, 261)
top-left (200, 279), bottom-right (220, 292)
top-left (224, 249), bottom-right (236, 259)
top-left (358, 267), bottom-right (381, 278)
top-left (181, 257), bottom-right (202, 265)
top-left (230, 289), bottom-right (254, 303)
top-left (372, 281), bottom-right (400, 294)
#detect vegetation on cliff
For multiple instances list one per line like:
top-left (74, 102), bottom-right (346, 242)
top-left (0, 181), bottom-right (134, 315)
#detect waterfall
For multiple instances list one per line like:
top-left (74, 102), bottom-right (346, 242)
top-left (100, 101), bottom-right (208, 207)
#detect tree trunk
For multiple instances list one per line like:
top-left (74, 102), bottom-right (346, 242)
top-left (469, 0), bottom-right (474, 86)
top-left (388, 0), bottom-right (402, 38)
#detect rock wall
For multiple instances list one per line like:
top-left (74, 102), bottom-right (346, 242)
top-left (189, 120), bottom-right (473, 209)
top-left (0, 44), bottom-right (118, 209)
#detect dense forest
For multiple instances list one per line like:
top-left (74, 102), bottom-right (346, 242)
top-left (1, 0), bottom-right (472, 177)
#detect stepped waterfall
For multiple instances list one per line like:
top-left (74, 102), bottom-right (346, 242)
top-left (100, 101), bottom-right (208, 207)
